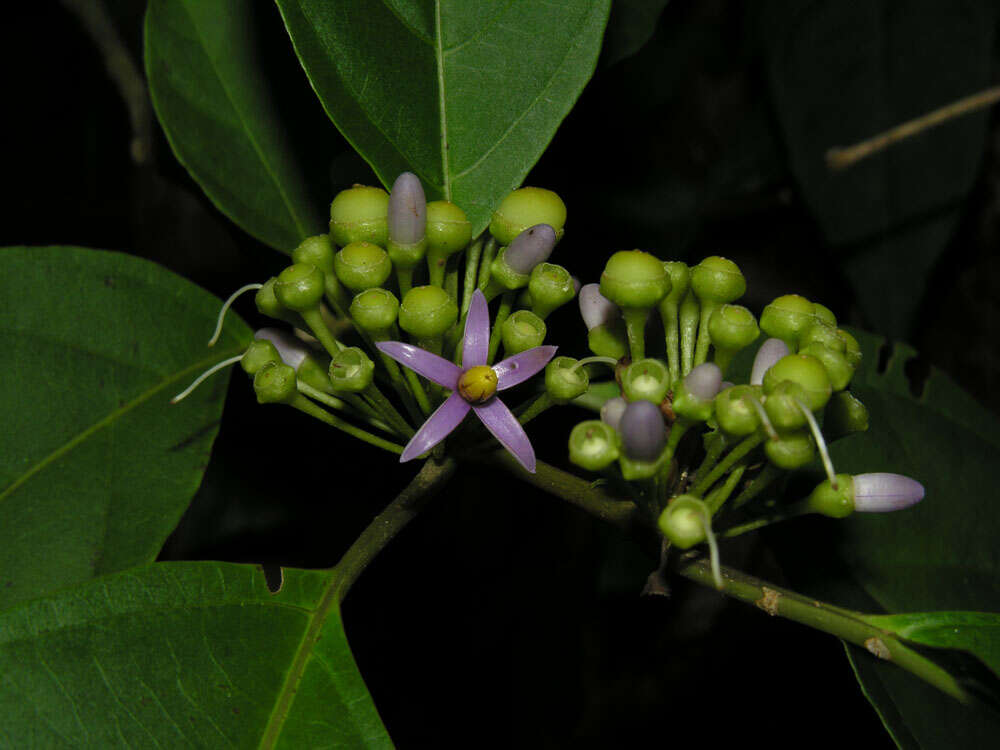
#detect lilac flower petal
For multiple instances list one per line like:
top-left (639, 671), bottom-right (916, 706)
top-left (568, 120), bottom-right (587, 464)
top-left (400, 392), bottom-right (471, 462)
top-left (376, 341), bottom-right (461, 388)
top-left (462, 289), bottom-right (490, 369)
top-left (474, 397), bottom-right (536, 473)
top-left (684, 362), bottom-right (723, 401)
top-left (493, 345), bottom-right (558, 391)
top-left (751, 338), bottom-right (790, 386)
top-left (578, 283), bottom-right (619, 330)
top-left (853, 473), bottom-right (925, 512)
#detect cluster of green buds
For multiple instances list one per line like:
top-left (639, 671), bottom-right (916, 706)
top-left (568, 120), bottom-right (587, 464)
top-left (564, 252), bottom-right (922, 586)
top-left (176, 175), bottom-right (576, 471)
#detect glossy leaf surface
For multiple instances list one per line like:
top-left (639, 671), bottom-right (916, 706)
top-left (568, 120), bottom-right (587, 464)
top-left (0, 246), bottom-right (250, 610)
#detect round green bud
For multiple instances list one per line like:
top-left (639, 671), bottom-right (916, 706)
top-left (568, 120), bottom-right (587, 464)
top-left (502, 310), bottom-right (547, 355)
top-left (329, 185), bottom-right (389, 247)
top-left (838, 329), bottom-right (862, 367)
top-left (691, 256), bottom-right (745, 304)
top-left (600, 250), bottom-right (672, 310)
top-left (662, 261), bottom-right (691, 306)
top-left (805, 475), bottom-right (855, 518)
top-left (490, 187), bottom-right (567, 245)
top-left (621, 358), bottom-right (671, 404)
top-left (398, 285), bottom-right (458, 339)
top-left (760, 294), bottom-right (815, 347)
top-left (241, 339), bottom-right (281, 376)
top-left (255, 278), bottom-right (293, 322)
top-left (708, 304), bottom-right (759, 352)
top-left (426, 200), bottom-right (472, 256)
top-left (274, 263), bottom-right (325, 312)
top-left (823, 391), bottom-right (869, 441)
top-left (292, 235), bottom-right (335, 274)
top-left (587, 321), bottom-right (628, 360)
top-left (333, 241), bottom-right (392, 293)
top-left (328, 347), bottom-right (375, 393)
top-left (799, 343), bottom-right (854, 391)
top-left (763, 381), bottom-right (809, 432)
top-left (658, 495), bottom-right (709, 549)
top-left (714, 384), bottom-right (763, 437)
top-left (349, 288), bottom-right (399, 333)
top-left (798, 321), bottom-right (845, 353)
top-left (253, 362), bottom-right (297, 404)
top-left (812, 303), bottom-right (837, 328)
top-left (569, 420), bottom-right (620, 471)
top-left (762, 353), bottom-right (832, 411)
top-left (529, 262), bottom-right (575, 319)
top-left (545, 356), bottom-right (589, 404)
top-left (764, 430), bottom-right (815, 469)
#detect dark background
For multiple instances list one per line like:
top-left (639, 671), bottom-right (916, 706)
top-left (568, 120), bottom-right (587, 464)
top-left (5, 1), bottom-right (1000, 746)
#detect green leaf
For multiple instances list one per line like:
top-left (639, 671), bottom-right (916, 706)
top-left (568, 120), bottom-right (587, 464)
top-left (758, 0), bottom-right (996, 337)
top-left (0, 246), bottom-right (251, 610)
top-left (770, 328), bottom-right (1000, 747)
top-left (275, 0), bottom-right (612, 236)
top-left (0, 561), bottom-right (392, 748)
top-left (866, 611), bottom-right (1000, 679)
top-left (145, 0), bottom-right (327, 252)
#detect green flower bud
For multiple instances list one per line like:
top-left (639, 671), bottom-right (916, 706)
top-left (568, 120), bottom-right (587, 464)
top-left (799, 343), bottom-right (854, 391)
top-left (329, 185), bottom-right (389, 247)
top-left (490, 187), bottom-right (567, 245)
top-left (328, 346), bottom-right (375, 393)
top-left (838, 329), bottom-right (862, 367)
top-left (760, 294), bottom-right (815, 348)
top-left (349, 288), bottom-right (399, 334)
top-left (621, 358), bottom-right (671, 404)
top-left (763, 381), bottom-right (809, 432)
top-left (546, 356), bottom-right (589, 404)
top-left (275, 263), bottom-right (325, 312)
top-left (253, 362), bottom-right (297, 404)
top-left (502, 310), bottom-right (547, 355)
top-left (708, 304), bottom-right (759, 374)
top-left (658, 495), bottom-right (709, 549)
top-left (398, 285), bottom-right (458, 339)
top-left (333, 241), bottom-right (392, 293)
top-left (569, 420), bottom-right (620, 471)
top-left (672, 363), bottom-right (723, 422)
top-left (587, 321), bottom-right (628, 360)
top-left (241, 339), bottom-right (281, 376)
top-left (823, 391), bottom-right (869, 441)
top-left (762, 354), bottom-right (832, 412)
top-left (292, 235), bottom-right (335, 274)
top-left (714, 384), bottom-right (763, 437)
top-left (426, 200), bottom-right (472, 257)
top-left (600, 250), bottom-right (671, 310)
top-left (529, 262), bottom-right (575, 319)
top-left (255, 278), bottom-right (296, 324)
top-left (798, 321), bottom-right (845, 353)
top-left (764, 430), bottom-right (815, 469)
top-left (662, 261), bottom-right (691, 306)
top-left (691, 256), bottom-right (745, 305)
top-left (804, 474), bottom-right (854, 518)
top-left (812, 303), bottom-right (837, 328)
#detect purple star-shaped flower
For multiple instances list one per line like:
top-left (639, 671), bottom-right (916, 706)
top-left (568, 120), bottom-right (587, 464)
top-left (376, 290), bottom-right (556, 472)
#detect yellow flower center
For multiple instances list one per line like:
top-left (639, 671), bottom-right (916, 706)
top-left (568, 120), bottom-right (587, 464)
top-left (458, 365), bottom-right (498, 404)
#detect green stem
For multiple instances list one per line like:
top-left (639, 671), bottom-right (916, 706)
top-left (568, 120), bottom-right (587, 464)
top-left (477, 237), bottom-right (498, 292)
top-left (721, 504), bottom-right (808, 538)
top-left (290, 394), bottom-right (405, 454)
top-left (693, 303), bottom-right (717, 367)
top-left (731, 463), bottom-right (782, 509)
top-left (679, 291), bottom-right (699, 377)
top-left (705, 464), bottom-right (745, 515)
top-left (621, 307), bottom-right (648, 361)
top-left (689, 433), bottom-right (764, 498)
top-left (395, 265), bottom-right (415, 298)
top-left (300, 308), bottom-right (343, 358)
top-left (659, 299), bottom-right (681, 385)
top-left (691, 431), bottom-right (727, 487)
top-left (487, 291), bottom-right (515, 364)
top-left (461, 238), bottom-right (484, 317)
top-left (444, 256), bottom-right (459, 303)
top-left (517, 393), bottom-right (554, 425)
top-left (363, 384), bottom-right (415, 438)
top-left (297, 382), bottom-right (396, 435)
top-left (678, 560), bottom-right (970, 704)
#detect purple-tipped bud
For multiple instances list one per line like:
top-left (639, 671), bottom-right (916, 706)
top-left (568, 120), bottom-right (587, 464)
top-left (505, 224), bottom-right (556, 274)
top-left (255, 327), bottom-right (308, 370)
top-left (579, 283), bottom-right (620, 331)
top-left (852, 473), bottom-right (925, 512)
top-left (572, 276), bottom-right (582, 294)
top-left (619, 400), bottom-right (666, 461)
top-left (600, 396), bottom-right (628, 431)
top-left (751, 338), bottom-right (791, 386)
top-left (684, 362), bottom-right (723, 402)
top-left (388, 172), bottom-right (426, 245)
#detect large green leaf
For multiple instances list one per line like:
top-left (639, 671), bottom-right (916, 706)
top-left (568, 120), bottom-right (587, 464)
top-left (145, 0), bottom-right (327, 252)
top-left (771, 329), bottom-right (1000, 747)
top-left (0, 561), bottom-right (392, 748)
top-left (275, 0), bottom-right (612, 236)
top-left (0, 246), bottom-right (250, 610)
top-left (866, 611), bottom-right (1000, 679)
top-left (759, 0), bottom-right (996, 338)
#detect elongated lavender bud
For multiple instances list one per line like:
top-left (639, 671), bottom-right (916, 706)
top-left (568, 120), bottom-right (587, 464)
top-left (579, 283), bottom-right (619, 331)
top-left (619, 400), bottom-right (666, 461)
top-left (505, 224), bottom-right (556, 274)
top-left (684, 362), bottom-right (723, 401)
top-left (388, 172), bottom-right (426, 245)
top-left (853, 473), bottom-right (925, 512)
top-left (255, 328), bottom-right (308, 370)
top-left (600, 396), bottom-right (628, 430)
top-left (751, 338), bottom-right (791, 386)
